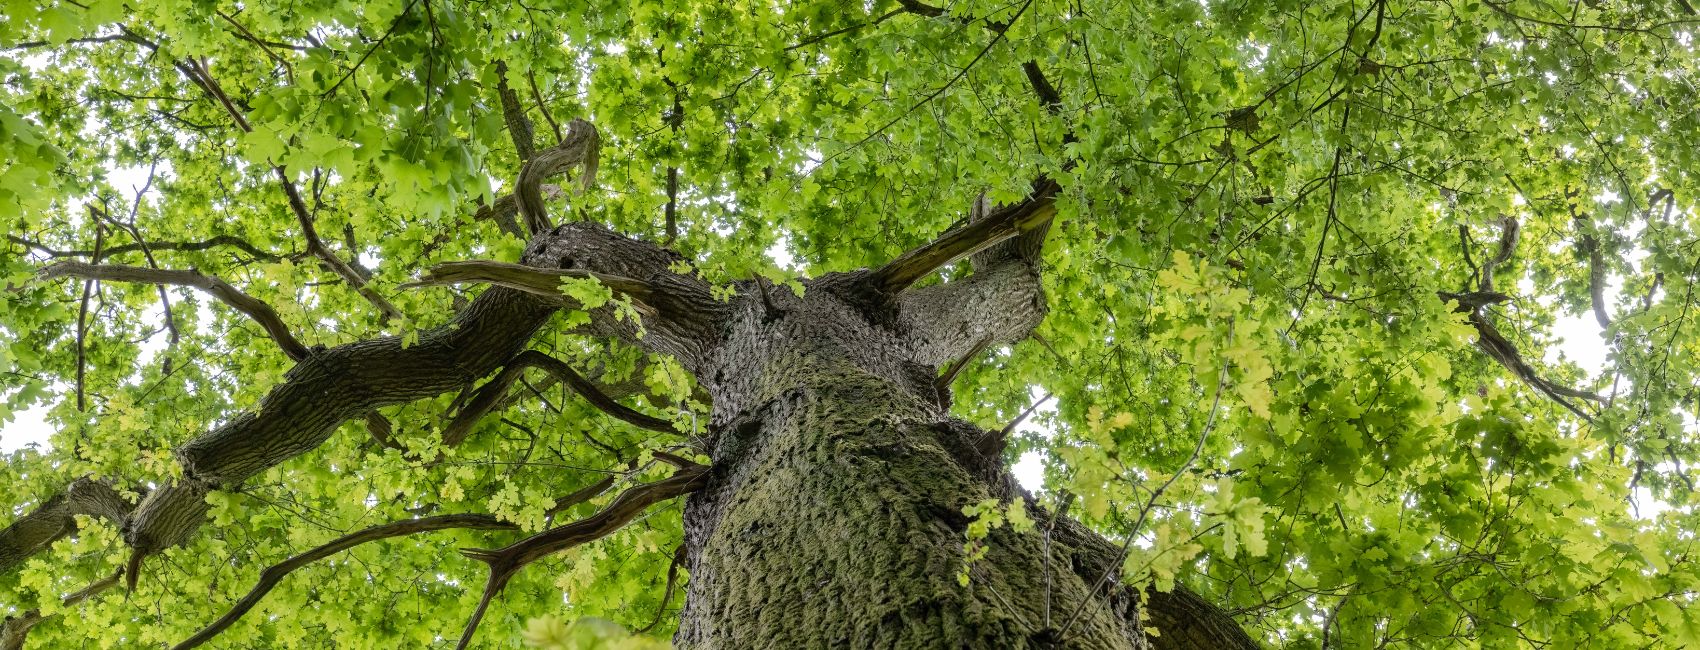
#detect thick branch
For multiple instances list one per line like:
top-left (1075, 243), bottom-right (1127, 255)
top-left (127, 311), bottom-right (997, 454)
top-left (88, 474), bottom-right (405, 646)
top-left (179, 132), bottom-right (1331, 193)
top-left (494, 61), bottom-right (538, 161)
top-left (38, 262), bottom-right (311, 362)
top-left (2, 222), bottom-right (714, 588)
top-left (0, 479), bottom-right (135, 575)
top-left (173, 514), bottom-right (518, 650)
top-left (455, 466), bottom-right (709, 649)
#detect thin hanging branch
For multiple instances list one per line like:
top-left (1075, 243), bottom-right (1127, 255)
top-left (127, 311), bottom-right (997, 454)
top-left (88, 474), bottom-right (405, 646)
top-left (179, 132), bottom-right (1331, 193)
top-left (38, 262), bottom-right (312, 362)
top-left (172, 514), bottom-right (519, 650)
top-left (454, 466), bottom-right (709, 649)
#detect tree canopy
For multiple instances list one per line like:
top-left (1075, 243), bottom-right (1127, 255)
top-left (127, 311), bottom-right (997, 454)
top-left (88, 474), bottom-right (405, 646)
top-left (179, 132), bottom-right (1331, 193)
top-left (3, 0), bottom-right (1700, 647)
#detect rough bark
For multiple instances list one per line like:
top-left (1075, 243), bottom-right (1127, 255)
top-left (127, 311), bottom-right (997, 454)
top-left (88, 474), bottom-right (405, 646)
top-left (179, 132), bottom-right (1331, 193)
top-left (672, 236), bottom-right (1258, 649)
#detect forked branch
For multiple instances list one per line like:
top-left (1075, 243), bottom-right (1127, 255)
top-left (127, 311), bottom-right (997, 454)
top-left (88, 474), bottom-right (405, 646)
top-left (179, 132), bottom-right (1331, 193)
top-left (454, 466), bottom-right (709, 649)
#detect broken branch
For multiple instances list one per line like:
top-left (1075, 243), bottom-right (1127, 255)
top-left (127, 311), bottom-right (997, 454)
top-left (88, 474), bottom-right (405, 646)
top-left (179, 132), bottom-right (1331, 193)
top-left (868, 177), bottom-right (1060, 295)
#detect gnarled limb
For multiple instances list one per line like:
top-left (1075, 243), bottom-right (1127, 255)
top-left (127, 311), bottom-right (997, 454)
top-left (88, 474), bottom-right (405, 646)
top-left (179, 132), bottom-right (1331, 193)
top-left (517, 120), bottom-right (600, 236)
top-left (3, 220), bottom-right (722, 602)
top-left (37, 262), bottom-right (311, 362)
top-left (893, 189), bottom-right (1055, 369)
top-left (173, 514), bottom-right (520, 650)
top-left (0, 478), bottom-right (136, 574)
top-left (455, 465), bottom-right (709, 649)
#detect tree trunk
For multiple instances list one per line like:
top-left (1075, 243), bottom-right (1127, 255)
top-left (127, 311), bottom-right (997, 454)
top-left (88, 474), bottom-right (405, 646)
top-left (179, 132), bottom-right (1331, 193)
top-left (671, 271), bottom-right (1260, 649)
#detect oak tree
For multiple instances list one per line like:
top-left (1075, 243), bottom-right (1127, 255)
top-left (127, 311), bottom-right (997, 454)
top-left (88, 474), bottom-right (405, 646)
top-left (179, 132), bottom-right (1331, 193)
top-left (4, 0), bottom-right (1700, 648)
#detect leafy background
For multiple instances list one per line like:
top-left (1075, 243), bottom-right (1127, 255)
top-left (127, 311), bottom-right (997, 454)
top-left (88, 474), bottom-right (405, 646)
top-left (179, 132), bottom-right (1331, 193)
top-left (3, 0), bottom-right (1700, 647)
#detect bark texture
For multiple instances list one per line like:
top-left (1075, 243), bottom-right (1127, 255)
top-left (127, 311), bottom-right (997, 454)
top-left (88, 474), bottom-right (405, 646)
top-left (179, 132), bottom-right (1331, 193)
top-left (670, 226), bottom-right (1258, 648)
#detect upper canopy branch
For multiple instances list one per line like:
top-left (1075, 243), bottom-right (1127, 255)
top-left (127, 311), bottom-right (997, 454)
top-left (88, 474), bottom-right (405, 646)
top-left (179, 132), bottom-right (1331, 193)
top-left (38, 262), bottom-right (312, 361)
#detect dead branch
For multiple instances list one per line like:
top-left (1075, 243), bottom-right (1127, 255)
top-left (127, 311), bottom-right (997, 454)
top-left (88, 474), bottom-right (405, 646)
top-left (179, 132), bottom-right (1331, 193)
top-left (517, 119), bottom-right (600, 236)
top-left (868, 177), bottom-right (1059, 295)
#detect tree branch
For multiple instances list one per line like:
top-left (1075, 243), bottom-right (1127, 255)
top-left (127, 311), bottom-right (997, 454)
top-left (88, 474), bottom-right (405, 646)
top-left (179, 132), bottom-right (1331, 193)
top-left (867, 177), bottom-right (1059, 295)
top-left (454, 466), bottom-right (709, 650)
top-left (3, 222), bottom-right (714, 589)
top-left (402, 260), bottom-right (654, 310)
top-left (172, 514), bottom-right (518, 650)
top-left (38, 262), bottom-right (312, 362)
top-left (440, 350), bottom-right (674, 447)
top-left (517, 120), bottom-right (600, 236)
top-left (0, 478), bottom-right (136, 575)
top-left (5, 233), bottom-right (282, 262)
top-left (0, 571), bottom-right (121, 650)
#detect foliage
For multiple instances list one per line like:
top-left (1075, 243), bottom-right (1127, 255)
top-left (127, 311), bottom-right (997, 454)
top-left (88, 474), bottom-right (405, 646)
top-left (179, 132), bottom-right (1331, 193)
top-left (2, 0), bottom-right (1700, 647)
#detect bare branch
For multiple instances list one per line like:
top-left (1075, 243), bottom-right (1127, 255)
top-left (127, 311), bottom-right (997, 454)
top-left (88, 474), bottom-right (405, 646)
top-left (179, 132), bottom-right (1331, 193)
top-left (173, 514), bottom-right (518, 650)
top-left (455, 466), bottom-right (709, 650)
top-left (39, 262), bottom-right (312, 362)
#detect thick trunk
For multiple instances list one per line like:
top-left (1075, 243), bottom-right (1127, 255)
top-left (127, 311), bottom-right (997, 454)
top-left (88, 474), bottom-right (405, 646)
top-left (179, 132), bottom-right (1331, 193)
top-left (673, 275), bottom-right (1260, 649)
